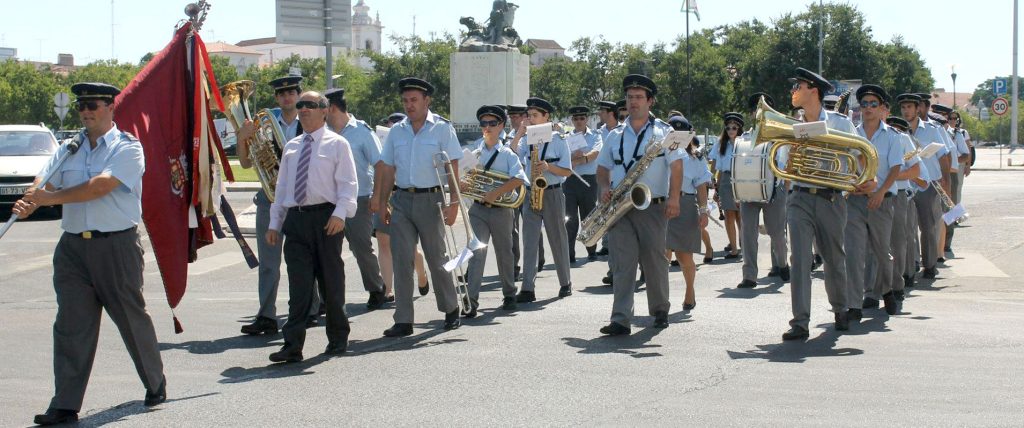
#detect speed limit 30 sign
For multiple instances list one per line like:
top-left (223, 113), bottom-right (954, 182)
top-left (992, 96), bottom-right (1010, 116)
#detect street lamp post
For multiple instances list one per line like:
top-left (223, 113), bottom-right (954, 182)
top-left (951, 66), bottom-right (958, 109)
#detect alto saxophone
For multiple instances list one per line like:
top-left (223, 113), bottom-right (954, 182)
top-left (529, 143), bottom-right (547, 211)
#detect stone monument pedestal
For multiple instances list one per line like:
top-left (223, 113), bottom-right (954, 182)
top-left (449, 51), bottom-right (530, 143)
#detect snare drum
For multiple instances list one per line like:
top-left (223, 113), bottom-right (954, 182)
top-left (731, 138), bottom-right (776, 203)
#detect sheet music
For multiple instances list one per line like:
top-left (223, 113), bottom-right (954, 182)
top-left (375, 125), bottom-right (391, 142)
top-left (567, 133), bottom-right (588, 151)
top-left (526, 123), bottom-right (553, 146)
top-left (662, 130), bottom-right (695, 149)
top-left (919, 142), bottom-right (944, 159)
top-left (444, 247), bottom-right (475, 272)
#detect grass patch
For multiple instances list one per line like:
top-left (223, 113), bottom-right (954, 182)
top-left (222, 161), bottom-right (258, 182)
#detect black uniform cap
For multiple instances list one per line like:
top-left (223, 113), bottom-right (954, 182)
top-left (71, 82), bottom-right (121, 101)
top-left (895, 93), bottom-right (922, 105)
top-left (885, 116), bottom-right (910, 132)
top-left (476, 105), bottom-right (507, 122)
top-left (915, 92), bottom-right (933, 101)
top-left (526, 97), bottom-right (555, 115)
top-left (506, 104), bottom-right (528, 114)
top-left (568, 106), bottom-right (591, 116)
top-left (615, 99), bottom-right (627, 110)
top-left (788, 67), bottom-right (834, 93)
top-left (931, 104), bottom-right (953, 114)
top-left (324, 88), bottom-right (345, 102)
top-left (597, 100), bottom-right (617, 111)
top-left (397, 77), bottom-right (435, 96)
top-left (723, 112), bottom-right (745, 127)
top-left (622, 74), bottom-right (658, 96)
top-left (269, 75), bottom-right (303, 92)
top-left (928, 111), bottom-right (948, 123)
top-left (387, 112), bottom-right (407, 123)
top-left (856, 84), bottom-right (890, 104)
top-left (668, 115), bottom-right (693, 131)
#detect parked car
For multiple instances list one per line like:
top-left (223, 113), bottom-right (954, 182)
top-left (0, 125), bottom-right (61, 217)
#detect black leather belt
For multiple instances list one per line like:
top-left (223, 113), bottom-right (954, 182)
top-left (70, 226), bottom-right (136, 240)
top-left (544, 183), bottom-right (562, 190)
top-left (395, 185), bottom-right (441, 193)
top-left (790, 186), bottom-right (839, 201)
top-left (289, 202), bottom-right (335, 212)
top-left (682, 192), bottom-right (696, 196)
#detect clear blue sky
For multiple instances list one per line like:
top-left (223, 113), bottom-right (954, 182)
top-left (4, 0), bottom-right (1016, 95)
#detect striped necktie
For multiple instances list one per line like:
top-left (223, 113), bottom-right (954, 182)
top-left (294, 134), bottom-right (313, 205)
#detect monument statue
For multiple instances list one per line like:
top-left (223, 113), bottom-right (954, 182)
top-left (459, 1), bottom-right (522, 52)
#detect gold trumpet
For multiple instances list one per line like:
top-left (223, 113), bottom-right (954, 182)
top-left (751, 97), bottom-right (878, 192)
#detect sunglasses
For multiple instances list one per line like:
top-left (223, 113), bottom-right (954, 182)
top-left (572, 116), bottom-right (588, 121)
top-left (479, 119), bottom-right (502, 128)
top-left (791, 81), bottom-right (806, 91)
top-left (859, 100), bottom-right (881, 109)
top-left (725, 125), bottom-right (740, 131)
top-left (75, 101), bottom-right (103, 112)
top-left (295, 100), bottom-right (326, 110)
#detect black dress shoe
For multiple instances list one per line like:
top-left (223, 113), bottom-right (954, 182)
top-left (33, 408), bottom-right (78, 426)
top-left (894, 289), bottom-right (906, 301)
top-left (767, 266), bottom-right (781, 277)
top-left (836, 311), bottom-right (851, 331)
top-left (683, 301), bottom-right (696, 311)
top-left (724, 244), bottom-right (733, 253)
top-left (419, 282), bottom-right (430, 296)
top-left (922, 267), bottom-right (938, 279)
top-left (569, 256), bottom-right (577, 264)
top-left (903, 274), bottom-right (915, 288)
top-left (653, 311), bottom-right (669, 328)
top-left (241, 316), bottom-right (279, 335)
top-left (724, 252), bottom-right (741, 259)
top-left (602, 272), bottom-right (613, 285)
top-left (863, 297), bottom-right (880, 309)
top-left (737, 279), bottom-right (757, 289)
top-left (537, 259), bottom-right (546, 271)
top-left (306, 316), bottom-right (318, 328)
top-left (366, 291), bottom-right (385, 310)
top-left (502, 296), bottom-right (517, 311)
top-left (846, 308), bottom-right (862, 322)
top-left (670, 259), bottom-right (680, 267)
top-left (324, 341), bottom-right (347, 356)
top-left (779, 266), bottom-right (791, 282)
top-left (383, 323), bottom-right (413, 337)
top-left (385, 294), bottom-right (396, 303)
top-left (599, 322), bottom-right (631, 336)
top-left (596, 247), bottom-right (609, 256)
top-left (811, 254), bottom-right (823, 271)
top-left (882, 292), bottom-right (899, 315)
top-left (144, 376), bottom-right (167, 406)
top-left (937, 257), bottom-right (946, 264)
top-left (444, 310), bottom-right (461, 330)
top-left (515, 290), bottom-right (536, 303)
top-left (558, 285), bottom-right (573, 297)
top-left (462, 301), bottom-right (479, 318)
top-left (703, 256), bottom-right (713, 263)
top-left (782, 327), bottom-right (810, 341)
top-left (269, 347), bottom-right (303, 363)
top-left (588, 253), bottom-right (598, 262)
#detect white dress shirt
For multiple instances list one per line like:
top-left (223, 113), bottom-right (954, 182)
top-left (270, 124), bottom-right (358, 231)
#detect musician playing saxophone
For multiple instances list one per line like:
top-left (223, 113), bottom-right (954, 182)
top-left (597, 74), bottom-right (684, 336)
top-left (462, 105), bottom-right (528, 315)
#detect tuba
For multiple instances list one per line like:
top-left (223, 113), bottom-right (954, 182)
top-left (751, 97), bottom-right (878, 192)
top-left (461, 167), bottom-right (526, 208)
top-left (219, 80), bottom-right (287, 202)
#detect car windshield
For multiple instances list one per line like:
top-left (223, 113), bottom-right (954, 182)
top-left (0, 131), bottom-right (57, 156)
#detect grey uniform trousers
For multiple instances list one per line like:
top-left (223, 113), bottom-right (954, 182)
top-left (845, 195), bottom-right (895, 309)
top-left (254, 190), bottom-right (283, 318)
top-left (905, 196), bottom-right (919, 276)
top-left (787, 189), bottom-right (848, 331)
top-left (343, 196), bottom-right (384, 294)
top-left (740, 184), bottom-right (788, 281)
top-left (280, 206), bottom-right (349, 351)
top-left (50, 229), bottom-right (164, 412)
top-left (466, 203), bottom-right (517, 302)
top-left (610, 202), bottom-right (671, 327)
top-left (564, 174), bottom-right (599, 256)
top-left (390, 190), bottom-right (459, 323)
top-left (521, 188), bottom-right (572, 291)
top-left (945, 171), bottom-right (962, 248)
top-left (914, 186), bottom-right (941, 269)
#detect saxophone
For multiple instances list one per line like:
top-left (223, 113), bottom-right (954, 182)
top-left (577, 124), bottom-right (680, 247)
top-left (529, 143), bottom-right (547, 211)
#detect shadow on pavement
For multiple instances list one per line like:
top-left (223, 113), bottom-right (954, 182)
top-left (725, 329), bottom-right (863, 363)
top-left (160, 332), bottom-right (280, 355)
top-left (715, 282), bottom-right (785, 299)
top-left (74, 393), bottom-right (217, 426)
top-left (560, 311), bottom-right (694, 358)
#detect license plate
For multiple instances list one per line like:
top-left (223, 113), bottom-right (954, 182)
top-left (0, 186), bottom-right (29, 195)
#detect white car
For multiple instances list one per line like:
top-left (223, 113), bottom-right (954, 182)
top-left (0, 125), bottom-right (60, 215)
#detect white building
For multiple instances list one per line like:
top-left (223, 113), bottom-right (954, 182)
top-left (350, 0), bottom-right (383, 70)
top-left (205, 42), bottom-right (263, 74)
top-left (526, 39), bottom-right (566, 67)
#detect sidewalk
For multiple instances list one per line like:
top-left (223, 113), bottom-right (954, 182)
top-left (968, 147), bottom-right (1024, 171)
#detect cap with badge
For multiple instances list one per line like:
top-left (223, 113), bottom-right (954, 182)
top-left (927, 111), bottom-right (948, 124)
top-left (855, 84), bottom-right (890, 104)
top-left (269, 75), bottom-right (303, 92)
top-left (615, 99), bottom-right (626, 110)
top-left (387, 112), bottom-right (407, 124)
top-left (914, 92), bottom-right (932, 102)
top-left (324, 88), bottom-right (345, 101)
top-left (622, 74), bottom-right (658, 96)
top-left (895, 93), bottom-right (922, 105)
top-left (506, 104), bottom-right (528, 114)
top-left (723, 112), bottom-right (745, 127)
top-left (885, 116), bottom-right (910, 132)
top-left (397, 77), bottom-right (435, 96)
top-left (788, 67), bottom-right (834, 93)
top-left (526, 97), bottom-right (555, 115)
top-left (71, 82), bottom-right (121, 101)
top-left (747, 92), bottom-right (776, 111)
top-left (476, 105), bottom-right (507, 122)
top-left (568, 106), bottom-right (590, 116)
top-left (668, 115), bottom-right (693, 131)
top-left (931, 104), bottom-right (953, 115)
top-left (597, 100), bottom-right (617, 111)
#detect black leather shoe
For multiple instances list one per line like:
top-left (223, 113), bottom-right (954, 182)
top-left (444, 310), bottom-right (461, 330)
top-left (683, 301), bottom-right (696, 311)
top-left (737, 279), bottom-right (757, 288)
top-left (33, 408), bottom-right (78, 426)
top-left (724, 252), bottom-right (741, 259)
top-left (366, 291), bottom-right (385, 310)
top-left (894, 289), bottom-right (906, 301)
top-left (670, 259), bottom-right (680, 267)
top-left (324, 341), bottom-right (347, 356)
top-left (836, 311), bottom-right (851, 331)
top-left (811, 254), bottom-right (823, 271)
top-left (306, 316), bottom-right (318, 328)
top-left (269, 347), bottom-right (303, 363)
top-left (782, 327), bottom-right (809, 341)
top-left (724, 244), bottom-right (733, 253)
top-left (602, 272), bottom-right (613, 285)
top-left (596, 247), bottom-right (609, 256)
top-left (462, 301), bottom-right (479, 318)
top-left (588, 253), bottom-right (598, 262)
top-left (502, 296), bottom-right (517, 311)
top-left (515, 290), bottom-right (536, 303)
top-left (600, 322), bottom-right (631, 336)
top-left (144, 376), bottom-right (167, 406)
top-left (882, 292), bottom-right (899, 315)
top-left (937, 257), bottom-right (946, 264)
top-left (922, 267), bottom-right (938, 279)
top-left (537, 259), bottom-right (546, 271)
top-left (418, 282), bottom-right (430, 296)
top-left (846, 308), bottom-right (862, 322)
top-left (903, 274), bottom-right (915, 288)
top-left (240, 316), bottom-right (279, 335)
top-left (383, 323), bottom-right (413, 337)
top-left (767, 266), bottom-right (780, 277)
top-left (779, 266), bottom-right (791, 282)
top-left (653, 311), bottom-right (669, 328)
top-left (703, 256), bottom-right (713, 263)
top-left (558, 285), bottom-right (573, 297)
top-left (863, 297), bottom-right (880, 309)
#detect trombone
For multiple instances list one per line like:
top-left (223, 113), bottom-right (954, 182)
top-left (433, 151), bottom-right (486, 315)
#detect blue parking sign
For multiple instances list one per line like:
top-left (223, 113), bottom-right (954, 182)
top-left (994, 78), bottom-right (1008, 95)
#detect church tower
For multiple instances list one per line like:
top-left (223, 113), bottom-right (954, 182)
top-left (351, 0), bottom-right (383, 70)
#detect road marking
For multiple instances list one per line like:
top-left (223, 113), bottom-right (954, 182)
top-left (945, 252), bottom-right (1009, 278)
top-left (188, 252), bottom-right (250, 275)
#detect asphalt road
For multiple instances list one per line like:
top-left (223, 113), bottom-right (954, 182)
top-left (1, 168), bottom-right (1022, 426)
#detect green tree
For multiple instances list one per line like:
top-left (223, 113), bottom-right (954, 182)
top-left (970, 76), bottom-right (1024, 107)
top-left (0, 61), bottom-right (64, 127)
top-left (363, 34), bottom-right (459, 122)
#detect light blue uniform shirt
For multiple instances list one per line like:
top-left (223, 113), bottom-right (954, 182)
top-left (946, 125), bottom-right (969, 170)
top-left (598, 122), bottom-right (622, 142)
top-left (473, 129), bottom-right (507, 151)
top-left (334, 114), bottom-right (381, 197)
top-left (895, 132), bottom-right (921, 191)
top-left (682, 152), bottom-right (713, 194)
top-left (708, 139), bottom-right (735, 173)
top-left (475, 141), bottom-right (528, 183)
top-left (597, 115), bottom-right (684, 198)
top-left (855, 120), bottom-right (906, 194)
top-left (568, 127), bottom-right (603, 175)
top-left (40, 124), bottom-right (144, 233)
top-left (381, 111), bottom-right (463, 188)
top-left (517, 132), bottom-right (572, 187)
top-left (271, 108), bottom-right (301, 141)
top-left (911, 119), bottom-right (949, 188)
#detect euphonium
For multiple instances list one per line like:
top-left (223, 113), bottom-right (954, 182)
top-left (219, 80), bottom-right (287, 202)
top-left (529, 143), bottom-right (547, 211)
top-left (751, 97), bottom-right (878, 192)
top-left (462, 168), bottom-right (526, 208)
